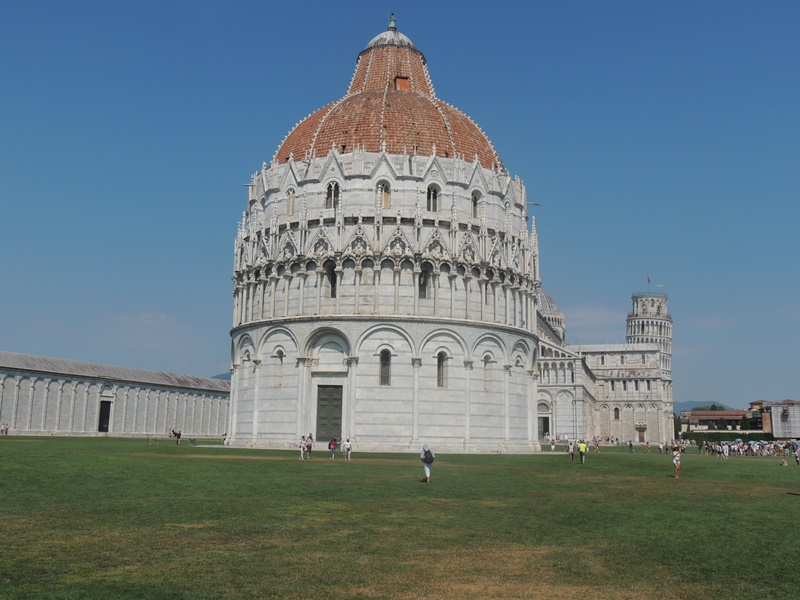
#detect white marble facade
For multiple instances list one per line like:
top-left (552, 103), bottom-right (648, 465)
top-left (0, 351), bottom-right (229, 438)
top-left (228, 20), bottom-right (675, 451)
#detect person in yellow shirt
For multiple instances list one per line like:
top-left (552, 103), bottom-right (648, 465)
top-left (578, 440), bottom-right (588, 464)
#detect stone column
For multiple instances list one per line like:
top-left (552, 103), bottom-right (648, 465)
top-left (315, 269), bottom-right (323, 315)
top-left (68, 382), bottom-right (76, 433)
top-left (40, 380), bottom-right (50, 431)
top-left (527, 370), bottom-right (537, 445)
top-left (228, 364), bottom-right (240, 441)
top-left (354, 267), bottom-right (362, 314)
top-left (412, 266), bottom-right (420, 314)
top-left (0, 374), bottom-right (4, 424)
top-left (412, 357), bottom-right (422, 442)
top-left (448, 273), bottom-right (457, 318)
top-left (283, 274), bottom-right (292, 317)
top-left (10, 376), bottom-right (21, 430)
top-left (335, 267), bottom-right (343, 313)
top-left (503, 365), bottom-right (512, 443)
top-left (296, 358), bottom-right (310, 438)
top-left (393, 266), bottom-right (401, 313)
top-left (464, 275), bottom-right (472, 320)
top-left (27, 378), bottom-right (37, 431)
top-left (552, 398), bottom-right (558, 442)
top-left (346, 357), bottom-right (359, 440)
top-left (464, 360), bottom-right (473, 444)
top-left (298, 271), bottom-right (308, 315)
top-left (478, 279), bottom-right (486, 322)
top-left (252, 359), bottom-right (262, 442)
top-left (372, 265), bottom-right (380, 313)
top-left (432, 271), bottom-right (440, 317)
top-left (270, 274), bottom-right (279, 318)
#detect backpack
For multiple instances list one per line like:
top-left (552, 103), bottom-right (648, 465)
top-left (423, 449), bottom-right (434, 464)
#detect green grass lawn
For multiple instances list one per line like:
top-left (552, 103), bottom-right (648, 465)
top-left (0, 438), bottom-right (797, 599)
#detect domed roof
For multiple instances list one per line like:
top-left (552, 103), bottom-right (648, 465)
top-left (538, 290), bottom-right (564, 318)
top-left (274, 17), bottom-right (504, 170)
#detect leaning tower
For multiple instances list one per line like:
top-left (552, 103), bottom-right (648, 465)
top-left (626, 292), bottom-right (672, 374)
top-left (228, 17), bottom-right (542, 452)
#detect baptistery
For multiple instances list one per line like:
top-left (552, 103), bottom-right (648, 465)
top-left (228, 17), bottom-right (542, 452)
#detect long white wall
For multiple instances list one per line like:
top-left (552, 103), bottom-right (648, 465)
top-left (0, 371), bottom-right (228, 437)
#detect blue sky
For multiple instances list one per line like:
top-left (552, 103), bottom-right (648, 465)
top-left (1, 1), bottom-right (797, 408)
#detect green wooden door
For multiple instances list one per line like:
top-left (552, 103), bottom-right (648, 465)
top-left (316, 385), bottom-right (343, 443)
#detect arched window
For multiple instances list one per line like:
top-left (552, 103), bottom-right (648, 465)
top-left (614, 407), bottom-right (620, 420)
top-left (274, 349), bottom-right (284, 386)
top-left (437, 351), bottom-right (447, 388)
top-left (620, 354), bottom-right (625, 365)
top-left (471, 192), bottom-right (480, 219)
top-left (483, 354), bottom-right (492, 392)
top-left (286, 189), bottom-right (295, 216)
top-left (427, 185), bottom-right (438, 212)
top-left (634, 380), bottom-right (639, 391)
top-left (326, 182), bottom-right (340, 210)
top-left (324, 261), bottom-right (337, 298)
top-left (379, 350), bottom-right (391, 386)
top-left (610, 381), bottom-right (615, 391)
top-left (419, 264), bottom-right (433, 299)
top-left (378, 182), bottom-right (391, 209)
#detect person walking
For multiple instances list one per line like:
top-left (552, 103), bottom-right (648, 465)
top-left (420, 444), bottom-right (435, 483)
top-left (578, 440), bottom-right (587, 464)
top-left (568, 441), bottom-right (575, 464)
top-left (343, 438), bottom-right (352, 461)
top-left (328, 437), bottom-right (337, 460)
top-left (299, 436), bottom-right (306, 460)
top-left (672, 444), bottom-right (681, 479)
top-left (306, 434), bottom-right (313, 459)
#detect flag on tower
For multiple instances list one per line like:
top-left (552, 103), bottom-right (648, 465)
top-left (647, 275), bottom-right (651, 284)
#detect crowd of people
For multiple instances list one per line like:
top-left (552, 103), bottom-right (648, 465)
top-left (298, 434), bottom-right (353, 462)
top-left (699, 439), bottom-right (799, 460)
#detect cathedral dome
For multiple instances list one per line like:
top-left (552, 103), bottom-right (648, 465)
top-left (273, 17), bottom-right (504, 170)
top-left (538, 290), bottom-right (564, 319)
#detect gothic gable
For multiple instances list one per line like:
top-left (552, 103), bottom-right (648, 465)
top-left (342, 223), bottom-right (375, 259)
top-left (382, 224), bottom-right (415, 260)
top-left (420, 228), bottom-right (452, 263)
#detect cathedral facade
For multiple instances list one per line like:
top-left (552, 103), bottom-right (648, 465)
top-left (227, 19), bottom-right (674, 452)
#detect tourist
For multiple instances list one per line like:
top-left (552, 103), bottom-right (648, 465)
top-left (568, 441), bottom-right (575, 464)
top-left (629, 441), bottom-right (634, 453)
top-left (420, 443), bottom-right (435, 483)
top-left (343, 438), bottom-right (352, 461)
top-left (672, 444), bottom-right (681, 478)
top-left (299, 436), bottom-right (306, 460)
top-left (646, 441), bottom-right (651, 453)
top-left (328, 437), bottom-right (337, 460)
top-left (306, 433), bottom-right (313, 458)
top-left (550, 438), bottom-right (556, 452)
top-left (176, 430), bottom-right (182, 445)
top-left (658, 442), bottom-right (664, 454)
top-left (578, 440), bottom-right (587, 464)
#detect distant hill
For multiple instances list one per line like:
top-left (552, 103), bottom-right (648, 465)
top-left (674, 400), bottom-right (735, 413)
top-left (211, 372), bottom-right (231, 381)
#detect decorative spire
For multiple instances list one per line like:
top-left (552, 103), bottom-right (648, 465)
top-left (388, 13), bottom-right (396, 31)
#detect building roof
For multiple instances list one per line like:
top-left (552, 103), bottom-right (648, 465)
top-left (0, 350), bottom-right (230, 394)
top-left (538, 290), bottom-right (564, 318)
top-left (273, 18), bottom-right (504, 170)
top-left (680, 410), bottom-right (749, 424)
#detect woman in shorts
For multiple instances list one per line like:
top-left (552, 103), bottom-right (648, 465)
top-left (672, 445), bottom-right (681, 479)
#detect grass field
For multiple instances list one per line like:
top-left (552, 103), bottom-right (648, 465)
top-left (1, 437), bottom-right (797, 599)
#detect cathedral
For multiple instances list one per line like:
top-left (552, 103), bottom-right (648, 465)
top-left (227, 17), bottom-right (673, 452)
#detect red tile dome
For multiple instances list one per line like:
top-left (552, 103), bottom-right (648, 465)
top-left (274, 19), bottom-right (504, 171)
